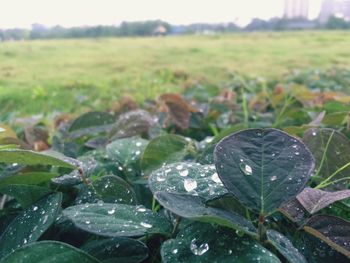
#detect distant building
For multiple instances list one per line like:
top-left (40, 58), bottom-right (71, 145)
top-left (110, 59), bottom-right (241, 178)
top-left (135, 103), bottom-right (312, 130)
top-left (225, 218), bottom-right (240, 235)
top-left (284, 0), bottom-right (310, 18)
top-left (153, 25), bottom-right (167, 36)
top-left (319, 0), bottom-right (350, 23)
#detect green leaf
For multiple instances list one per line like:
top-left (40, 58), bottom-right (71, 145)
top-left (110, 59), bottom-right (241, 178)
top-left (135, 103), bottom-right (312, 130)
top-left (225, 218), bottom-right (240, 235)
top-left (0, 172), bottom-right (58, 187)
top-left (0, 193), bottom-right (62, 258)
top-left (106, 137), bottom-right (148, 177)
top-left (304, 215), bottom-right (350, 258)
top-left (214, 128), bottom-right (315, 215)
top-left (69, 111), bottom-right (115, 132)
top-left (149, 162), bottom-right (227, 200)
top-left (76, 175), bottom-right (136, 205)
top-left (81, 237), bottom-right (148, 263)
top-left (63, 203), bottom-right (172, 237)
top-left (267, 229), bottom-right (307, 263)
top-left (154, 192), bottom-right (257, 237)
top-left (296, 187), bottom-right (350, 214)
top-left (303, 128), bottom-right (350, 190)
top-left (141, 134), bottom-right (192, 175)
top-left (161, 222), bottom-right (280, 263)
top-left (0, 149), bottom-right (78, 169)
top-left (0, 241), bottom-right (100, 263)
top-left (0, 184), bottom-right (52, 207)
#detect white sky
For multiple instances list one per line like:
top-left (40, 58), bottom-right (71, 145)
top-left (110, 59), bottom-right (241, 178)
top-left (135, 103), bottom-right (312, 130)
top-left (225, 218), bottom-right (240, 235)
top-left (0, 0), bottom-right (323, 29)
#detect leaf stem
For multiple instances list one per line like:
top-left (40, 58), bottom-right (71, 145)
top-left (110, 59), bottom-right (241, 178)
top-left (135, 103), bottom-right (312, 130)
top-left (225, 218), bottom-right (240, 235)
top-left (172, 216), bottom-right (181, 236)
top-left (258, 214), bottom-right (266, 242)
top-left (314, 130), bottom-right (334, 179)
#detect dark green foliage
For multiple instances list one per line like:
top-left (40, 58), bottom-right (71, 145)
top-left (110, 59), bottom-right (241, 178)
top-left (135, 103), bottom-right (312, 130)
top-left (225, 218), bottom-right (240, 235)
top-left (1, 78), bottom-right (350, 262)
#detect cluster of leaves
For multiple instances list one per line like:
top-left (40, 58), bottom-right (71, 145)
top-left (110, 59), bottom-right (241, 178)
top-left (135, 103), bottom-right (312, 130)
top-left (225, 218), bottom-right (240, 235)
top-left (0, 78), bottom-right (350, 263)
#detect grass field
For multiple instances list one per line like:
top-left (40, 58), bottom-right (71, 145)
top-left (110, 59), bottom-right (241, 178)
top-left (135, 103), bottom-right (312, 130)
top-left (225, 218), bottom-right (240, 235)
top-left (0, 31), bottom-right (350, 115)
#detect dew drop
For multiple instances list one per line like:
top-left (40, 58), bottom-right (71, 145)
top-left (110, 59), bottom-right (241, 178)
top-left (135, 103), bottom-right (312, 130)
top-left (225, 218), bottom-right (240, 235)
top-left (33, 206), bottom-right (38, 211)
top-left (176, 164), bottom-right (183, 170)
top-left (172, 249), bottom-right (178, 254)
top-left (136, 206), bottom-right (147, 212)
top-left (140, 222), bottom-right (152, 228)
top-left (156, 174), bottom-right (166, 182)
top-left (107, 209), bottom-right (115, 215)
top-left (136, 142), bottom-right (142, 147)
top-left (184, 179), bottom-right (197, 192)
top-left (190, 238), bottom-right (209, 256)
top-left (179, 170), bottom-right (189, 177)
top-left (211, 172), bottom-right (221, 183)
top-left (270, 175), bottom-right (277, 181)
top-left (240, 163), bottom-right (252, 175)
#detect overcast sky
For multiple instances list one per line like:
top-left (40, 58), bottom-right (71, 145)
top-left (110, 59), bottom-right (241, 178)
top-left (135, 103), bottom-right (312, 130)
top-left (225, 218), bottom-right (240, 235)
top-left (0, 0), bottom-right (323, 29)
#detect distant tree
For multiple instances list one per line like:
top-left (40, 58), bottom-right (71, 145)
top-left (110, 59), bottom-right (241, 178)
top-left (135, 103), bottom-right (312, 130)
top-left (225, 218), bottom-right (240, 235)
top-left (325, 16), bottom-right (350, 29)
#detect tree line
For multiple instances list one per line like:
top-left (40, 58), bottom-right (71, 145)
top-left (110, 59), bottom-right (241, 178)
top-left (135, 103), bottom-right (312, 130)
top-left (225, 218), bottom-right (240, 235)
top-left (1, 17), bottom-right (349, 41)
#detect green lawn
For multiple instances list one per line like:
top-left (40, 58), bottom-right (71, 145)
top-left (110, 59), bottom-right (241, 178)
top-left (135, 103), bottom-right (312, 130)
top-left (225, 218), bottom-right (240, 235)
top-left (0, 31), bottom-right (349, 115)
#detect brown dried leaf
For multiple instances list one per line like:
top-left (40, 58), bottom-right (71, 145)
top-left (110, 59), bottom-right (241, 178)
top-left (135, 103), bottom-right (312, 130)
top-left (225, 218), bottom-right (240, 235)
top-left (158, 93), bottom-right (196, 129)
top-left (297, 187), bottom-right (350, 214)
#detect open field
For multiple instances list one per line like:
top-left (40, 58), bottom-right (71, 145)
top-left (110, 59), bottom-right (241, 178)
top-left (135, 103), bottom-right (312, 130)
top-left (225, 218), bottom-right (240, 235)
top-left (0, 31), bottom-right (350, 115)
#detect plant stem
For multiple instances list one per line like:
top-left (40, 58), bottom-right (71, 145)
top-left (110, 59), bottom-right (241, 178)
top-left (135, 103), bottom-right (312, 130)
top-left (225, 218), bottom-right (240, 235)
top-left (273, 96), bottom-right (293, 128)
top-left (172, 216), bottom-right (181, 236)
top-left (314, 130), bottom-right (334, 179)
top-left (242, 91), bottom-right (249, 127)
top-left (258, 214), bottom-right (266, 242)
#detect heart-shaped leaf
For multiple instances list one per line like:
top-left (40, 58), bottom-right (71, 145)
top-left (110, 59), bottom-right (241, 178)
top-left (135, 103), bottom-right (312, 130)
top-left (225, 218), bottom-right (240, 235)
top-left (0, 184), bottom-right (52, 207)
top-left (161, 222), bottom-right (280, 263)
top-left (304, 215), bottom-right (350, 258)
top-left (0, 241), bottom-right (100, 263)
top-left (267, 229), bottom-right (307, 263)
top-left (81, 237), bottom-right (148, 263)
top-left (214, 128), bottom-right (315, 215)
top-left (106, 137), bottom-right (148, 177)
top-left (0, 193), bottom-right (62, 258)
top-left (141, 135), bottom-right (192, 175)
top-left (63, 203), bottom-right (172, 237)
top-left (149, 162), bottom-right (227, 199)
top-left (297, 187), bottom-right (350, 214)
top-left (303, 128), bottom-right (350, 190)
top-left (0, 149), bottom-right (78, 169)
top-left (154, 192), bottom-right (257, 237)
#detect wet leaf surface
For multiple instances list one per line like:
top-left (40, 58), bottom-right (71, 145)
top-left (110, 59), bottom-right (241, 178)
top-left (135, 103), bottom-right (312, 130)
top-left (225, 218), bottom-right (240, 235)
top-left (161, 222), bottom-right (280, 263)
top-left (304, 215), bottom-right (350, 258)
top-left (0, 241), bottom-right (100, 263)
top-left (63, 203), bottom-right (172, 237)
top-left (214, 128), bottom-right (314, 215)
top-left (149, 162), bottom-right (227, 199)
top-left (267, 229), bottom-right (307, 263)
top-left (0, 193), bottom-right (62, 258)
top-left (154, 192), bottom-right (257, 237)
top-left (0, 149), bottom-right (78, 169)
top-left (81, 237), bottom-right (148, 263)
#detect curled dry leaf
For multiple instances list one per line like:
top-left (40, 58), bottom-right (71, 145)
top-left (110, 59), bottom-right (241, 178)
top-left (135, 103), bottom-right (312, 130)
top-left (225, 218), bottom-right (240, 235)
top-left (297, 187), bottom-right (350, 214)
top-left (158, 93), bottom-right (197, 129)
